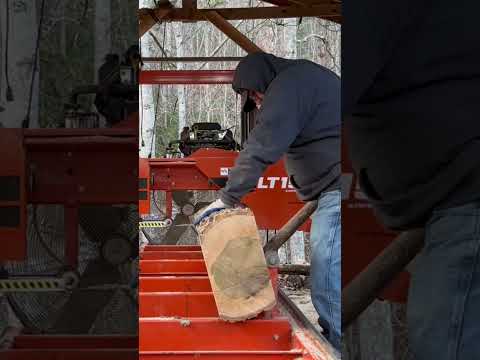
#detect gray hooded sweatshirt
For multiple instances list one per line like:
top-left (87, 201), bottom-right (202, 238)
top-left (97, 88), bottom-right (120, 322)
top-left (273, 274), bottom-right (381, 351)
top-left (219, 52), bottom-right (340, 206)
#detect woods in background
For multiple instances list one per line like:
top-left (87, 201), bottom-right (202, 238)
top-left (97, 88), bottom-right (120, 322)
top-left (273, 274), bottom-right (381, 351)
top-left (139, 0), bottom-right (340, 157)
top-left (38, 0), bottom-right (138, 127)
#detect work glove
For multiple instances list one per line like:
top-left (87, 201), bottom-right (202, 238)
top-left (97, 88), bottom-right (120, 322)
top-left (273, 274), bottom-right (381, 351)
top-left (193, 198), bottom-right (232, 226)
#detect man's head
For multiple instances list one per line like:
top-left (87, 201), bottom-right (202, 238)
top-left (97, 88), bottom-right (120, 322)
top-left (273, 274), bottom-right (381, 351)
top-left (232, 52), bottom-right (291, 112)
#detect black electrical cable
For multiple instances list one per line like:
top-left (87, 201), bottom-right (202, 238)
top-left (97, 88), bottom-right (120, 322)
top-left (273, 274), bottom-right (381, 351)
top-left (82, 0), bottom-right (89, 22)
top-left (5, 0), bottom-right (13, 102)
top-left (22, 0), bottom-right (46, 128)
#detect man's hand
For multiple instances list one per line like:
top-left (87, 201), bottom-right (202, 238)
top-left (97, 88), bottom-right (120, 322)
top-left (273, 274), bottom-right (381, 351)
top-left (193, 199), bottom-right (232, 226)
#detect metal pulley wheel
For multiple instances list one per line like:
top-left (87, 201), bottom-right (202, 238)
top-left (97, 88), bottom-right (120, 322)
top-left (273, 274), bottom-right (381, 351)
top-left (101, 235), bottom-right (134, 266)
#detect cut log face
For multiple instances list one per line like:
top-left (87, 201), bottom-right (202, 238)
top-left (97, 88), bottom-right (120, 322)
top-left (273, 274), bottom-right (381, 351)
top-left (197, 208), bottom-right (276, 322)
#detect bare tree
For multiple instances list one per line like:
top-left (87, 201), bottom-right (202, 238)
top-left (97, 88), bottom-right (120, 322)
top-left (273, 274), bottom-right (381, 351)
top-left (174, 22), bottom-right (186, 136)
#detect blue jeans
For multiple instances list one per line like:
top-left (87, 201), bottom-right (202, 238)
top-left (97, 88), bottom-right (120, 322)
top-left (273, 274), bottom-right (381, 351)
top-left (407, 201), bottom-right (480, 360)
top-left (310, 190), bottom-right (341, 350)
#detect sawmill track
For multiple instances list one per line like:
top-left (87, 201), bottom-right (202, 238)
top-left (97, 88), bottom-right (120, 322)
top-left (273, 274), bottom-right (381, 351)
top-left (139, 244), bottom-right (338, 359)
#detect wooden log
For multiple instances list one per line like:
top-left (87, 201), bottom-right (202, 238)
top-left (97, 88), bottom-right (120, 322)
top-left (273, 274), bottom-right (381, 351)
top-left (278, 264), bottom-right (310, 275)
top-left (197, 208), bottom-right (276, 322)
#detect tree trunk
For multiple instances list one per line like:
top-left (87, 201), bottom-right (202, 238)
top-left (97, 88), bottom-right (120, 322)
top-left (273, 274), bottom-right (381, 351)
top-left (289, 232), bottom-right (306, 264)
top-left (284, 18), bottom-right (297, 59)
top-left (94, 0), bottom-right (111, 127)
top-left (174, 22), bottom-right (186, 136)
top-left (59, 1), bottom-right (67, 59)
top-left (139, 0), bottom-right (156, 158)
top-left (204, 25), bottom-right (211, 123)
top-left (94, 0), bottom-right (111, 83)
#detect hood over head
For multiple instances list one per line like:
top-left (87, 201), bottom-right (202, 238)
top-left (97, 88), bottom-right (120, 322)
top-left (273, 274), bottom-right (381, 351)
top-left (233, 52), bottom-right (295, 112)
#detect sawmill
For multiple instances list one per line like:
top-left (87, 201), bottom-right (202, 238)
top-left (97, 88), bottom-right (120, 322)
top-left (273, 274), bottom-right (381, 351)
top-left (0, 0), bottom-right (414, 359)
top-left (0, 47), bottom-right (139, 358)
top-left (137, 1), bottom-right (342, 359)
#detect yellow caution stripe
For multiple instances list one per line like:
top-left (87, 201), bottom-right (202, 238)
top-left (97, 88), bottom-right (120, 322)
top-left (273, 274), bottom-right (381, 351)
top-left (0, 278), bottom-right (65, 292)
top-left (139, 220), bottom-right (172, 228)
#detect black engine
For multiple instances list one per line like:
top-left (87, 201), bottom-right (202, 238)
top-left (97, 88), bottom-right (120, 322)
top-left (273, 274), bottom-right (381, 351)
top-left (168, 122), bottom-right (239, 157)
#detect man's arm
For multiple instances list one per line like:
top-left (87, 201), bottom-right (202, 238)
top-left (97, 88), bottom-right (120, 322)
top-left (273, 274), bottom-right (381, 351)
top-left (220, 74), bottom-right (309, 206)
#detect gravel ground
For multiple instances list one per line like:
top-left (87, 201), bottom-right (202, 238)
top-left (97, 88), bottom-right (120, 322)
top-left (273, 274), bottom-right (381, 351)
top-left (279, 275), bottom-right (322, 334)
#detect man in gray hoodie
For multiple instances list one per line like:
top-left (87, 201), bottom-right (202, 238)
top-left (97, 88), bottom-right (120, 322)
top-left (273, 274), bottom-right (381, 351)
top-left (343, 1), bottom-right (480, 358)
top-left (195, 52), bottom-right (341, 349)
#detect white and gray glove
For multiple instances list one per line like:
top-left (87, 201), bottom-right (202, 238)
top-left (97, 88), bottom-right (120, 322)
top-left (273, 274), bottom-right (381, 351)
top-left (193, 198), bottom-right (232, 226)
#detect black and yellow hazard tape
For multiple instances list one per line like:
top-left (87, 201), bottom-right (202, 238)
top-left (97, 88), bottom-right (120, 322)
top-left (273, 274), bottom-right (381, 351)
top-left (0, 278), bottom-right (64, 292)
top-left (139, 220), bottom-right (171, 228)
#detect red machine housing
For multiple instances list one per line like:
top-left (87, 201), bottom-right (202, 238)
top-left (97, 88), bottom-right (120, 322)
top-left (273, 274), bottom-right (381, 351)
top-left (1, 130), bottom-right (28, 259)
top-left (139, 148), bottom-right (310, 231)
top-left (0, 127), bottom-right (138, 264)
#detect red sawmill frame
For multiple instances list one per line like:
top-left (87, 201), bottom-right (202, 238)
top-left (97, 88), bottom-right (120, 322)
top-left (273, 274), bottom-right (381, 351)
top-left (140, 70), bottom-right (235, 85)
top-left (140, 149), bottom-right (310, 232)
top-left (0, 125), bottom-right (138, 264)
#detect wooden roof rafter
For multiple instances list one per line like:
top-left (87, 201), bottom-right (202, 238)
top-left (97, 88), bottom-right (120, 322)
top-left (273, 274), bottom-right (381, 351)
top-left (203, 10), bottom-right (262, 53)
top-left (262, 0), bottom-right (340, 8)
top-left (138, 6), bottom-right (339, 23)
top-left (138, 0), bottom-right (341, 57)
top-left (138, 1), bottom-right (341, 30)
